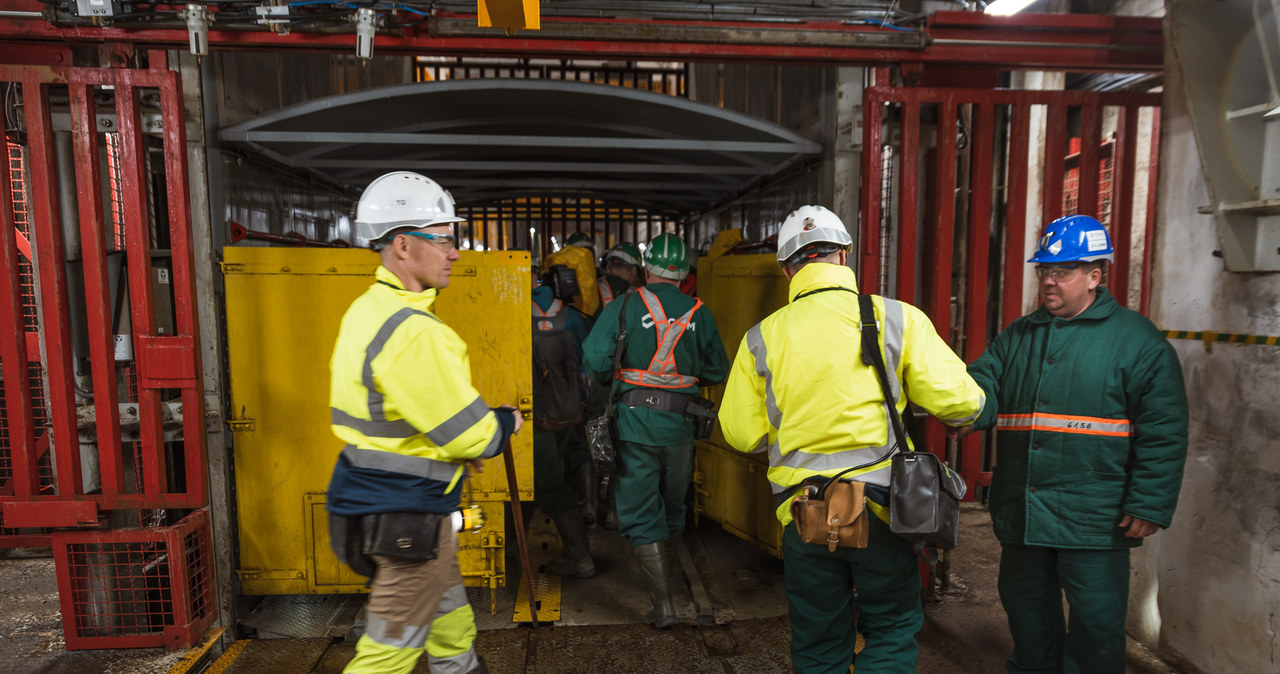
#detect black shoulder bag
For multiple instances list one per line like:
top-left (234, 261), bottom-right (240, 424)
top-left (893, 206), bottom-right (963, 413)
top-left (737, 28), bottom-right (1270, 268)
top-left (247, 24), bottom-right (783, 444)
top-left (857, 293), bottom-right (967, 560)
top-left (585, 293), bottom-right (632, 465)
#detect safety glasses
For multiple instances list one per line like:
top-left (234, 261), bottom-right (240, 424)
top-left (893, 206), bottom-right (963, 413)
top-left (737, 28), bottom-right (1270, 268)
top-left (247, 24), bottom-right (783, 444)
top-left (1034, 263), bottom-right (1083, 281)
top-left (402, 231), bottom-right (458, 251)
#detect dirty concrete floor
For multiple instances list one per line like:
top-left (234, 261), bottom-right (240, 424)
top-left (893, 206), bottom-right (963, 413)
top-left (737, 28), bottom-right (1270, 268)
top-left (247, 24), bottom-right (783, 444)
top-left (1, 506), bottom-right (1183, 673)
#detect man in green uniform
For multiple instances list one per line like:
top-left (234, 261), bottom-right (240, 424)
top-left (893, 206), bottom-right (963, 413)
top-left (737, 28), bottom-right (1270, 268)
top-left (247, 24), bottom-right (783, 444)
top-left (958, 215), bottom-right (1189, 674)
top-left (582, 233), bottom-right (729, 628)
top-left (719, 205), bottom-right (985, 674)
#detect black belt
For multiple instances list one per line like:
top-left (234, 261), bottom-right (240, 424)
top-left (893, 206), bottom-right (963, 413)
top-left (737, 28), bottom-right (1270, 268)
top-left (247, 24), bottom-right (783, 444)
top-left (619, 388), bottom-right (715, 419)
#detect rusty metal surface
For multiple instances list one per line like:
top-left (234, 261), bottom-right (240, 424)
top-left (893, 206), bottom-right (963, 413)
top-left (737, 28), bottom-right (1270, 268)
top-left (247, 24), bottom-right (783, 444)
top-left (239, 595), bottom-right (364, 639)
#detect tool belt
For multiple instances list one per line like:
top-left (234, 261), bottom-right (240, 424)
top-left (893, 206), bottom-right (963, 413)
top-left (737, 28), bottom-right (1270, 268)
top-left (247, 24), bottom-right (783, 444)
top-left (619, 388), bottom-right (717, 440)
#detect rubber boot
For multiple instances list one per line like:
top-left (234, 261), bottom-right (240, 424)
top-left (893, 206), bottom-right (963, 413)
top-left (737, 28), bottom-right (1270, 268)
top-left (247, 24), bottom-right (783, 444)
top-left (634, 542), bottom-right (676, 628)
top-left (546, 508), bottom-right (597, 579)
top-left (603, 475), bottom-right (619, 530)
top-left (573, 461), bottom-right (598, 527)
top-left (664, 539), bottom-right (680, 584)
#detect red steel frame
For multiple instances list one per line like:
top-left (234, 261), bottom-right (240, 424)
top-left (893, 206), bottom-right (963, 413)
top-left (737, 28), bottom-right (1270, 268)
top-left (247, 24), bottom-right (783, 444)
top-left (858, 70), bottom-right (1160, 497)
top-left (0, 57), bottom-right (209, 527)
top-left (51, 507), bottom-right (215, 649)
top-left (0, 5), bottom-right (1162, 72)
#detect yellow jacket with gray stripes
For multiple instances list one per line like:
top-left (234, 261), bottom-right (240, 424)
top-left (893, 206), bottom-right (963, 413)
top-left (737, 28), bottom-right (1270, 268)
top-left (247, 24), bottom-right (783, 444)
top-left (719, 263), bottom-right (984, 525)
top-left (327, 266), bottom-right (506, 516)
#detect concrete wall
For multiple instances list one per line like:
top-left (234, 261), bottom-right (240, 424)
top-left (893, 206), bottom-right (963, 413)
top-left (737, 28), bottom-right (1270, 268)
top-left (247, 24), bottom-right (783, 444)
top-left (1125, 32), bottom-right (1280, 674)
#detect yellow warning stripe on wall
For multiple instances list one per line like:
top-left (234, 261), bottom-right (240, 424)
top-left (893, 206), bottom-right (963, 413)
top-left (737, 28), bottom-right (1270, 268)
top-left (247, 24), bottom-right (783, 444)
top-left (1164, 330), bottom-right (1280, 348)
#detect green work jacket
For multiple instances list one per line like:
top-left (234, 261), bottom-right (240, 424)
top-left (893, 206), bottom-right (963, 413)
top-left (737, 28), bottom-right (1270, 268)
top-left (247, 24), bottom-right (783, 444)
top-left (582, 282), bottom-right (729, 446)
top-left (968, 287), bottom-right (1189, 549)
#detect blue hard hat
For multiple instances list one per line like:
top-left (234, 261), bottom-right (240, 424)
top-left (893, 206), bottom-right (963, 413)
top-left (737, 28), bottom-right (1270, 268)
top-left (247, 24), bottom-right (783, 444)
top-left (1027, 215), bottom-right (1115, 264)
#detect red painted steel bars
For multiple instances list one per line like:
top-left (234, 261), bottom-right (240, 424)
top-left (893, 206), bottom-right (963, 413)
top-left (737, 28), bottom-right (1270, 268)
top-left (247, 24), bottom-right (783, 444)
top-left (959, 102), bottom-right (995, 495)
top-left (1111, 105), bottom-right (1140, 308)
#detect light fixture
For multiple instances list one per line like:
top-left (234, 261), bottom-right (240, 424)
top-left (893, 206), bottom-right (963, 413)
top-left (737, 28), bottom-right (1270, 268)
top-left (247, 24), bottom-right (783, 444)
top-left (182, 4), bottom-right (211, 58)
top-left (985, 0), bottom-right (1037, 16)
top-left (354, 7), bottom-right (377, 60)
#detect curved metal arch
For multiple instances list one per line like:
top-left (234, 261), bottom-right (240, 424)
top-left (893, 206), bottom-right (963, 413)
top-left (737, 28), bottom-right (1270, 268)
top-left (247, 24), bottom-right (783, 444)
top-left (218, 79), bottom-right (821, 214)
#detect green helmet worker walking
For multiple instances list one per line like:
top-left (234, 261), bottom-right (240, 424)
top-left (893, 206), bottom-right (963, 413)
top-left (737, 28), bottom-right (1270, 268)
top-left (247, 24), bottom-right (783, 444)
top-left (582, 232), bottom-right (729, 629)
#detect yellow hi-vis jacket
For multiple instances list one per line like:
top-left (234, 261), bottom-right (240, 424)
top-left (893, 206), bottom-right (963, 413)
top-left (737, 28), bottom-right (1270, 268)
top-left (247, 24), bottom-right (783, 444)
top-left (327, 266), bottom-right (506, 516)
top-left (719, 263), bottom-right (985, 525)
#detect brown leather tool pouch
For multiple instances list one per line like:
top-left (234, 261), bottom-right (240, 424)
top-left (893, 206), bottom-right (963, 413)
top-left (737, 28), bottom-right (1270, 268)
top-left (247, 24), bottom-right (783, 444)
top-left (791, 478), bottom-right (869, 551)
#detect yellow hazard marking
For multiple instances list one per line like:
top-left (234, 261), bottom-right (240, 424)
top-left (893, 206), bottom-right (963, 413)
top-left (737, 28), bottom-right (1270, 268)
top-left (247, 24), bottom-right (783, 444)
top-left (1164, 330), bottom-right (1280, 352)
top-left (513, 571), bottom-right (561, 623)
top-left (202, 639), bottom-right (253, 674)
top-left (168, 626), bottom-right (227, 674)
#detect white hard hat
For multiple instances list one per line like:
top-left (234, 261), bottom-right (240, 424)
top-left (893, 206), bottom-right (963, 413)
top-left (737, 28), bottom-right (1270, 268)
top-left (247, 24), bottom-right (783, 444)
top-left (354, 171), bottom-right (465, 245)
top-left (776, 205), bottom-right (852, 264)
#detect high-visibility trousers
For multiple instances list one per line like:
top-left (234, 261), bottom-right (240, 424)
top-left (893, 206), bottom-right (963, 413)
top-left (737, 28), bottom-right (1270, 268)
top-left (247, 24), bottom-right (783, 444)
top-left (344, 518), bottom-right (479, 674)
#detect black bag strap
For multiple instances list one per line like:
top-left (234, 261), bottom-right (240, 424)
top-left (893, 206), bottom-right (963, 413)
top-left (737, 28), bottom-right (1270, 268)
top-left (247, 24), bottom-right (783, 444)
top-left (789, 287), bottom-right (903, 500)
top-left (858, 293), bottom-right (913, 458)
top-left (604, 293), bottom-right (633, 421)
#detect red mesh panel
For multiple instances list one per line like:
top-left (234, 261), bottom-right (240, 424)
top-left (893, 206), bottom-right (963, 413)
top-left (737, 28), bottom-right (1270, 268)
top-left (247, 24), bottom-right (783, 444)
top-left (53, 509), bottom-right (215, 649)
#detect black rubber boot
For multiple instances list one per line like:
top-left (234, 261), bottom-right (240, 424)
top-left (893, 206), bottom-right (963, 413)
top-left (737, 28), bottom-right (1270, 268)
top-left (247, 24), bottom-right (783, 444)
top-left (573, 462), bottom-right (598, 527)
top-left (634, 542), bottom-right (676, 629)
top-left (546, 508), bottom-right (597, 579)
top-left (603, 475), bottom-right (619, 530)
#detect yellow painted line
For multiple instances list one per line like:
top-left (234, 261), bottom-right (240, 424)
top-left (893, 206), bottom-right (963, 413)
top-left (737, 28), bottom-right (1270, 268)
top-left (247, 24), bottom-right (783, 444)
top-left (202, 639), bottom-right (253, 674)
top-left (513, 571), bottom-right (561, 623)
top-left (1164, 329), bottom-right (1280, 348)
top-left (168, 626), bottom-right (226, 674)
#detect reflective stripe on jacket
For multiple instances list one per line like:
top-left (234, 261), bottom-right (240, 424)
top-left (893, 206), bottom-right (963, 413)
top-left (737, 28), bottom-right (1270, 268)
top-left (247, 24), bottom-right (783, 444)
top-left (617, 288), bottom-right (702, 389)
top-left (968, 286), bottom-right (1189, 549)
top-left (327, 265), bottom-right (504, 516)
top-left (598, 278), bottom-right (615, 307)
top-left (719, 263), bottom-right (985, 525)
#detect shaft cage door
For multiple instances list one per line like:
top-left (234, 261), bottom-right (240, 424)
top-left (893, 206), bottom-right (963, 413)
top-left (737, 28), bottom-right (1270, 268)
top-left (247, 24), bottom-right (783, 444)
top-left (858, 71), bottom-right (1161, 500)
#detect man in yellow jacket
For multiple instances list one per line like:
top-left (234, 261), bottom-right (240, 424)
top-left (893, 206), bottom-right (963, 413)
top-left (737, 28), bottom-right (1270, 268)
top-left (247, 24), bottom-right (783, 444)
top-left (327, 171), bottom-right (522, 674)
top-left (719, 205), bottom-right (984, 674)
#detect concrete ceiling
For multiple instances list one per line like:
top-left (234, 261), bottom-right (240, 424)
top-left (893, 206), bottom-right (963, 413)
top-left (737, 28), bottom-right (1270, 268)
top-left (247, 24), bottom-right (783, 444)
top-left (217, 79), bottom-right (821, 215)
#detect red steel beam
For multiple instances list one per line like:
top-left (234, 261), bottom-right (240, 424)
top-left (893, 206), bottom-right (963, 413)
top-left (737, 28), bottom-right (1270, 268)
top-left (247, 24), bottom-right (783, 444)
top-left (0, 4), bottom-right (1162, 72)
top-left (23, 74), bottom-right (83, 500)
top-left (897, 100), bottom-right (920, 304)
top-left (1111, 104), bottom-right (1140, 309)
top-left (960, 101), bottom-right (995, 498)
top-left (0, 128), bottom-right (36, 501)
top-left (1140, 109), bottom-right (1161, 316)
top-left (928, 96), bottom-right (957, 341)
top-left (1003, 104), bottom-right (1031, 329)
top-left (858, 71), bottom-right (887, 293)
top-left (114, 81), bottom-right (168, 506)
top-left (154, 61), bottom-right (209, 507)
top-left (69, 82), bottom-right (125, 499)
top-left (1042, 103), bottom-right (1067, 226)
top-left (1077, 103), bottom-right (1101, 218)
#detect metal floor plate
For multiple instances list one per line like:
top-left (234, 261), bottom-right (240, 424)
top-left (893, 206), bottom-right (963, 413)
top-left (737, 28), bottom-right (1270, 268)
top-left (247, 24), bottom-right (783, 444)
top-left (239, 595), bottom-right (365, 639)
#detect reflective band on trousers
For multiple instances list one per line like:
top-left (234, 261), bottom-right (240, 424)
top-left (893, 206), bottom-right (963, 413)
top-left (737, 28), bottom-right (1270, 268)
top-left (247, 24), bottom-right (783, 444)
top-left (618, 288), bottom-right (701, 389)
top-left (341, 444), bottom-right (461, 482)
top-left (997, 413), bottom-right (1132, 437)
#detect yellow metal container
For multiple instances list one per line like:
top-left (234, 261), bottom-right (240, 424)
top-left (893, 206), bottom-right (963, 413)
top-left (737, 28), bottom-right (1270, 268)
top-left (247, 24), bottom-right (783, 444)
top-left (222, 247), bottom-right (532, 596)
top-left (694, 245), bottom-right (789, 557)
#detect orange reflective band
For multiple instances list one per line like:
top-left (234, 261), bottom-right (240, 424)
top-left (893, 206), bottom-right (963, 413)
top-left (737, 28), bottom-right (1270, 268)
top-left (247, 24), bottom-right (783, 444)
top-left (997, 413), bottom-right (1131, 437)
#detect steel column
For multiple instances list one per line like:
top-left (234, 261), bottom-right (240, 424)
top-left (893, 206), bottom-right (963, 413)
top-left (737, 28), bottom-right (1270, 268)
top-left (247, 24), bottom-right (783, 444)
top-left (1003, 104), bottom-right (1031, 328)
top-left (959, 102), bottom-right (994, 495)
top-left (1111, 105), bottom-right (1140, 308)
top-left (1077, 103), bottom-right (1101, 218)
top-left (1043, 103), bottom-right (1067, 225)
top-left (897, 100), bottom-right (920, 304)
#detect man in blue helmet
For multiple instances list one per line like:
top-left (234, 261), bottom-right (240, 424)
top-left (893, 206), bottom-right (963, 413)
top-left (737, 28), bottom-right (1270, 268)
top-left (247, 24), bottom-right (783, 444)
top-left (954, 215), bottom-right (1189, 674)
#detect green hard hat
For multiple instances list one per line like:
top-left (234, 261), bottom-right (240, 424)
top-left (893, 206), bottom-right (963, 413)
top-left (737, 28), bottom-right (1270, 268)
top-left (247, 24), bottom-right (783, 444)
top-left (604, 242), bottom-right (642, 268)
top-left (643, 233), bottom-right (690, 281)
top-left (565, 232), bottom-right (594, 248)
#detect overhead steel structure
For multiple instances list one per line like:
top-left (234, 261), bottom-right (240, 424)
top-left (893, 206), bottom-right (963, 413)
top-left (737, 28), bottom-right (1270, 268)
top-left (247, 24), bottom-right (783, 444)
top-left (217, 79), bottom-right (822, 214)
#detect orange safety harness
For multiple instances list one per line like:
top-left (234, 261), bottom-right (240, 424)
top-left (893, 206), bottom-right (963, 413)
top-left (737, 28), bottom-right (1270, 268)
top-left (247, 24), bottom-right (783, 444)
top-left (617, 288), bottom-right (702, 390)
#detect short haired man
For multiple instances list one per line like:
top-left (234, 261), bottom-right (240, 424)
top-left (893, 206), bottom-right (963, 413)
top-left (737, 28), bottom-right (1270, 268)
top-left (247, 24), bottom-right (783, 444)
top-left (957, 214), bottom-right (1189, 674)
top-left (720, 205), bottom-right (985, 673)
top-left (327, 171), bottom-right (521, 674)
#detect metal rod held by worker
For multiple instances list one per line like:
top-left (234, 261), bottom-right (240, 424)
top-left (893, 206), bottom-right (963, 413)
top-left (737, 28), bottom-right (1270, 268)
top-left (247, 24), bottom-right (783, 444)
top-left (503, 438), bottom-right (538, 627)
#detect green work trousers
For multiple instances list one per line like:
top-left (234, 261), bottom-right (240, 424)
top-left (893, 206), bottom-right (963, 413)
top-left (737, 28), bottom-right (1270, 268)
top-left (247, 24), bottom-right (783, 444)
top-left (615, 439), bottom-right (693, 546)
top-left (782, 514), bottom-right (921, 674)
top-left (532, 427), bottom-right (579, 519)
top-left (998, 543), bottom-right (1130, 674)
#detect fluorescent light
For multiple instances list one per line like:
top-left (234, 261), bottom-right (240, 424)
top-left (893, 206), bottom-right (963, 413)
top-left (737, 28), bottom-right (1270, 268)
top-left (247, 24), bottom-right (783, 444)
top-left (986, 0), bottom-right (1037, 15)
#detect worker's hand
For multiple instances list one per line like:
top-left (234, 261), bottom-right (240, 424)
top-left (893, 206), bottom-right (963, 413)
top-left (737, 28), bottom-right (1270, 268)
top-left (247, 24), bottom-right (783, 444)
top-left (503, 406), bottom-right (525, 435)
top-left (466, 459), bottom-right (485, 476)
top-left (1118, 514), bottom-right (1159, 538)
top-left (945, 423), bottom-right (977, 440)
